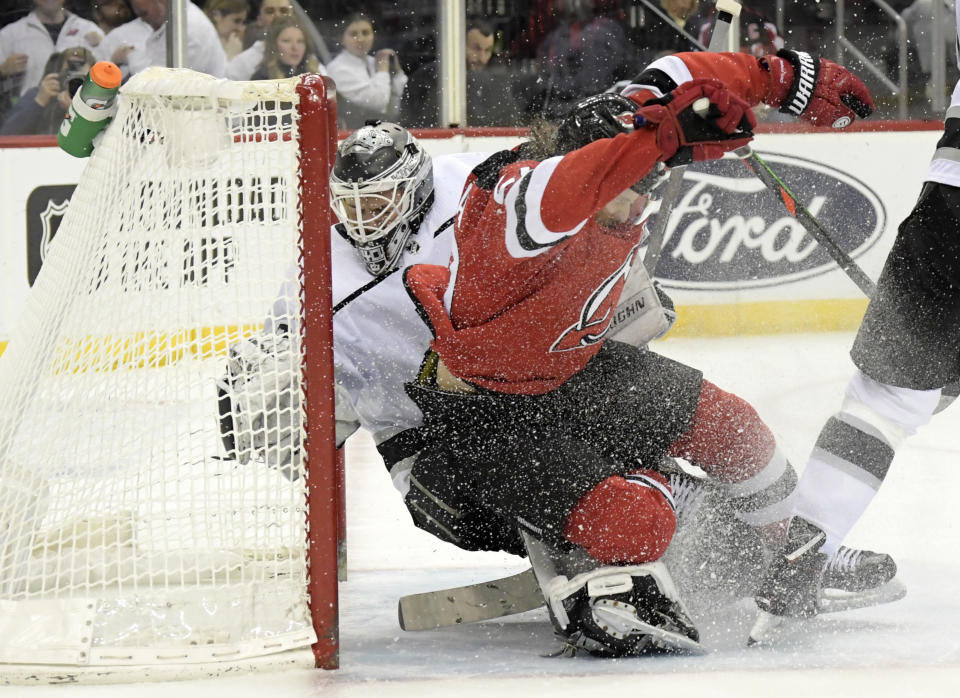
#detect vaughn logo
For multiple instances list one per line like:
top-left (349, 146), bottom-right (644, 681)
top-left (652, 153), bottom-right (886, 290)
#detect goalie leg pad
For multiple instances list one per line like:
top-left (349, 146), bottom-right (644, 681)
top-left (520, 530), bottom-right (701, 656)
top-left (550, 563), bottom-right (702, 656)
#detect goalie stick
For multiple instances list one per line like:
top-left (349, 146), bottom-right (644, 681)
top-left (398, 567), bottom-right (543, 631)
top-left (397, 553), bottom-right (908, 631)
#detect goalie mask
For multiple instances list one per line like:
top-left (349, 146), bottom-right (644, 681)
top-left (330, 122), bottom-right (434, 275)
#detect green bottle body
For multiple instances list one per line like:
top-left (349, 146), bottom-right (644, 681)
top-left (57, 70), bottom-right (120, 158)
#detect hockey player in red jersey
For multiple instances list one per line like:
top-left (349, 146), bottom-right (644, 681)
top-left (401, 50), bottom-right (877, 655)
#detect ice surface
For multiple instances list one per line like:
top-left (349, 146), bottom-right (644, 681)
top-left (22, 332), bottom-right (960, 697)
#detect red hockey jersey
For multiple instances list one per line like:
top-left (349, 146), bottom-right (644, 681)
top-left (405, 52), bottom-right (778, 395)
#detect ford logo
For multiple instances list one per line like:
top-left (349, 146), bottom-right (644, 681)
top-left (650, 152), bottom-right (886, 290)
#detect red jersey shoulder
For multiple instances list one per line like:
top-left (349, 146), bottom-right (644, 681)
top-left (489, 161), bottom-right (537, 206)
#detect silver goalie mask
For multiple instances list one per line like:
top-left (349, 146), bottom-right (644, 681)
top-left (330, 122), bottom-right (434, 275)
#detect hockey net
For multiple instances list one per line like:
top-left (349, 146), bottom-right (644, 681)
top-left (0, 68), bottom-right (339, 682)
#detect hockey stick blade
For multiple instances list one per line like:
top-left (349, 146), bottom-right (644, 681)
top-left (398, 567), bottom-right (544, 631)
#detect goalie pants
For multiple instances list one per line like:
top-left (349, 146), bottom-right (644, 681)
top-left (852, 181), bottom-right (960, 390)
top-left (405, 341), bottom-right (787, 560)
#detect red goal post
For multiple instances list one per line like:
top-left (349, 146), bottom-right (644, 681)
top-left (0, 69), bottom-right (341, 682)
top-left (298, 74), bottom-right (340, 670)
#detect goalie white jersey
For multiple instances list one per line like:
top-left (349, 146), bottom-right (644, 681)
top-left (265, 152), bottom-right (488, 482)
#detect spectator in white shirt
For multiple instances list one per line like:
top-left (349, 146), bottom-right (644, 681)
top-left (326, 12), bottom-right (407, 129)
top-left (120, 0), bottom-right (226, 78)
top-left (226, 0), bottom-right (292, 81)
top-left (0, 0), bottom-right (103, 99)
top-left (204, 0), bottom-right (248, 61)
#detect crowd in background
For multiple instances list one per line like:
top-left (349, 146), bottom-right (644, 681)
top-left (0, 0), bottom-right (956, 135)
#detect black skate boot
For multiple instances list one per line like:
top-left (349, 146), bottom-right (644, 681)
top-left (820, 545), bottom-right (906, 613)
top-left (521, 529), bottom-right (702, 657)
top-left (748, 517), bottom-right (828, 644)
top-left (553, 563), bottom-right (703, 657)
top-left (823, 546), bottom-right (896, 591)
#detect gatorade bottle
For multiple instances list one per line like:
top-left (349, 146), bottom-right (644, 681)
top-left (57, 61), bottom-right (123, 158)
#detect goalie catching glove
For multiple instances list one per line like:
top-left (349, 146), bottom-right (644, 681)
top-left (762, 49), bottom-right (874, 129)
top-left (217, 333), bottom-right (301, 480)
top-left (634, 78), bottom-right (756, 167)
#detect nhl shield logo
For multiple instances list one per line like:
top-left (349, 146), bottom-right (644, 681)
top-left (26, 185), bottom-right (76, 286)
top-left (38, 198), bottom-right (71, 264)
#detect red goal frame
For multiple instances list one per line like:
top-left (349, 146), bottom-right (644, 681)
top-left (297, 74), bottom-right (341, 670)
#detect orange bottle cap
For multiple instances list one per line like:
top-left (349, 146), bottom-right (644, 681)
top-left (90, 61), bottom-right (122, 89)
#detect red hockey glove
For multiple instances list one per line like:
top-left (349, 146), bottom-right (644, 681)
top-left (634, 78), bottom-right (756, 167)
top-left (762, 49), bottom-right (874, 129)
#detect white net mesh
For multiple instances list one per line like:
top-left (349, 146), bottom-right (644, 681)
top-left (0, 69), bottom-right (324, 667)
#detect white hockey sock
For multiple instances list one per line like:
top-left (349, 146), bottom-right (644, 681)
top-left (794, 371), bottom-right (940, 556)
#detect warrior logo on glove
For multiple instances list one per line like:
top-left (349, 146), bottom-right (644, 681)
top-left (784, 51), bottom-right (817, 118)
top-left (764, 49), bottom-right (874, 129)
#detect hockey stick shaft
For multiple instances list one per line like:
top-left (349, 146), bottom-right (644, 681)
top-left (735, 145), bottom-right (877, 296)
top-left (641, 0), bottom-right (877, 298)
top-left (740, 146), bottom-right (960, 411)
top-left (641, 0), bottom-right (741, 277)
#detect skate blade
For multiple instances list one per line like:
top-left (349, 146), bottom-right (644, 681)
top-left (820, 578), bottom-right (907, 614)
top-left (747, 610), bottom-right (786, 646)
top-left (593, 605), bottom-right (704, 654)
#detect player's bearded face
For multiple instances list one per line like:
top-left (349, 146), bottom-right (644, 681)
top-left (594, 188), bottom-right (649, 228)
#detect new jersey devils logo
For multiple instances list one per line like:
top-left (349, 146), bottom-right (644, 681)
top-left (550, 245), bottom-right (640, 352)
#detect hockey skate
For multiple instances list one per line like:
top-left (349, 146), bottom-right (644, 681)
top-left (666, 466), bottom-right (905, 611)
top-left (396, 476), bottom-right (905, 634)
top-left (820, 545), bottom-right (905, 613)
top-left (521, 529), bottom-right (702, 657)
top-left (547, 563), bottom-right (703, 657)
top-left (748, 517), bottom-right (828, 644)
